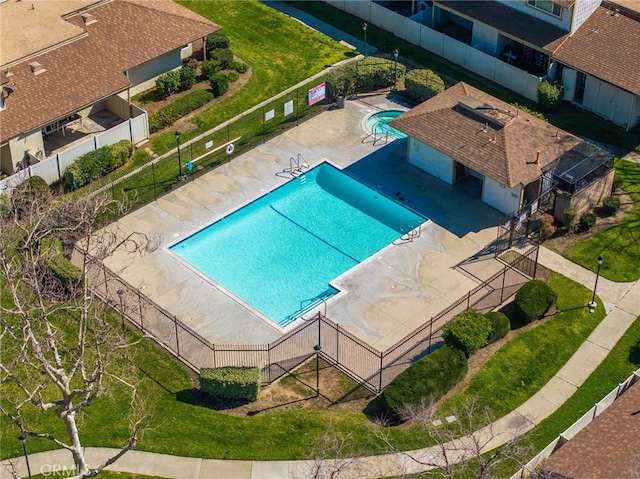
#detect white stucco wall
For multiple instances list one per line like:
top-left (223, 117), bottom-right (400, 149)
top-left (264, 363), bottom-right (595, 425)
top-left (127, 48), bottom-right (182, 96)
top-left (495, 0), bottom-right (571, 30)
top-left (482, 176), bottom-right (522, 214)
top-left (6, 130), bottom-right (45, 175)
top-left (408, 138), bottom-right (454, 184)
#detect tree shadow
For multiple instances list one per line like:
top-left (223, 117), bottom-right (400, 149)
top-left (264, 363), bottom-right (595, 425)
top-left (629, 338), bottom-right (640, 367)
top-left (175, 388), bottom-right (252, 411)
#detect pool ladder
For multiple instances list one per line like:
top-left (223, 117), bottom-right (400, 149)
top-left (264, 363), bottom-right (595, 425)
top-left (283, 153), bottom-right (309, 177)
top-left (362, 123), bottom-right (391, 146)
top-left (401, 222), bottom-right (422, 242)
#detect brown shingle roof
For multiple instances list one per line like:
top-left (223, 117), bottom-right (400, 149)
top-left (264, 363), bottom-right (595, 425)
top-left (553, 4), bottom-right (640, 95)
top-left (541, 380), bottom-right (640, 479)
top-left (389, 82), bottom-right (582, 188)
top-left (0, 0), bottom-right (220, 142)
top-left (435, 1), bottom-right (570, 52)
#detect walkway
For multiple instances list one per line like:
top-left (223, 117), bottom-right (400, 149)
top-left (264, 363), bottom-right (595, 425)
top-left (2, 249), bottom-right (638, 479)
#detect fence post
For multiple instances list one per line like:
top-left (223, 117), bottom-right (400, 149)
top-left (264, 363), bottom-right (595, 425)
top-left (138, 289), bottom-right (144, 331)
top-left (428, 319), bottom-right (433, 353)
top-left (267, 347), bottom-right (271, 384)
top-left (174, 316), bottom-right (180, 358)
top-left (467, 290), bottom-right (471, 310)
top-left (378, 353), bottom-right (383, 392)
top-left (335, 322), bottom-right (339, 365)
top-left (500, 268), bottom-right (507, 304)
top-left (212, 343), bottom-right (216, 369)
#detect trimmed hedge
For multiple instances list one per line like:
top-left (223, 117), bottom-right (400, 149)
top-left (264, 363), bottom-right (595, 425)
top-left (603, 196), bottom-right (621, 215)
top-left (179, 67), bottom-right (197, 91)
top-left (442, 309), bottom-right (491, 357)
top-left (485, 311), bottom-right (511, 344)
top-left (580, 211), bottom-right (597, 231)
top-left (231, 61), bottom-right (249, 74)
top-left (206, 31), bottom-right (231, 51)
top-left (327, 57), bottom-right (407, 98)
top-left (514, 279), bottom-right (557, 323)
top-left (148, 89), bottom-right (214, 133)
top-left (63, 140), bottom-right (134, 191)
top-left (199, 367), bottom-right (261, 401)
top-left (156, 70), bottom-right (181, 97)
top-left (227, 71), bottom-right (240, 83)
top-left (210, 48), bottom-right (234, 71)
top-left (382, 345), bottom-right (468, 417)
top-left (40, 237), bottom-right (82, 290)
top-left (201, 59), bottom-right (222, 80)
top-left (209, 73), bottom-right (229, 97)
top-left (404, 68), bottom-right (445, 103)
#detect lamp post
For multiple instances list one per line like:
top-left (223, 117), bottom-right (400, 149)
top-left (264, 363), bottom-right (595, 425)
top-left (117, 289), bottom-right (125, 332)
top-left (393, 49), bottom-right (399, 90)
top-left (588, 255), bottom-right (603, 313)
top-left (314, 344), bottom-right (321, 397)
top-left (18, 433), bottom-right (32, 479)
top-left (175, 131), bottom-right (186, 181)
top-left (362, 22), bottom-right (368, 57)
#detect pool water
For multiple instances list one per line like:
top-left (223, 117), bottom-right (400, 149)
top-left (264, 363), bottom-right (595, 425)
top-left (365, 110), bottom-right (407, 139)
top-left (170, 163), bottom-right (425, 326)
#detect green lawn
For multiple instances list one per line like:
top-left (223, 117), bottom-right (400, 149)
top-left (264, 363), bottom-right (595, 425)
top-left (441, 274), bottom-right (606, 420)
top-left (564, 159), bottom-right (640, 282)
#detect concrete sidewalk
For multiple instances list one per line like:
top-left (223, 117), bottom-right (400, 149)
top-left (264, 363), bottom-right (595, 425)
top-left (3, 247), bottom-right (638, 479)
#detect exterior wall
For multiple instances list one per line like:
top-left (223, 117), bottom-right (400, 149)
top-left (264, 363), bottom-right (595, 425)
top-left (471, 22), bottom-right (499, 56)
top-left (0, 143), bottom-right (11, 175)
top-left (127, 48), bottom-right (182, 96)
top-left (554, 169), bottom-right (614, 223)
top-left (408, 138), bottom-right (454, 184)
top-left (77, 101), bottom-right (106, 119)
top-left (495, 0), bottom-right (571, 30)
top-left (582, 75), bottom-right (636, 129)
top-left (6, 130), bottom-right (45, 175)
top-left (571, 0), bottom-right (602, 32)
top-left (106, 94), bottom-right (131, 120)
top-left (483, 176), bottom-right (522, 214)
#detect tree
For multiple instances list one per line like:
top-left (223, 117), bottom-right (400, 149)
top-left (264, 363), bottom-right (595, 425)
top-left (0, 181), bottom-right (154, 478)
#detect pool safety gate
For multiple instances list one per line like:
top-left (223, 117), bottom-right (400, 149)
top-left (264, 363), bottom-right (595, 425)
top-left (85, 242), bottom-right (537, 394)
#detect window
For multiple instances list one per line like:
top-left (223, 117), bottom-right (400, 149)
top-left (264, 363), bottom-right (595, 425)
top-left (527, 0), bottom-right (562, 17)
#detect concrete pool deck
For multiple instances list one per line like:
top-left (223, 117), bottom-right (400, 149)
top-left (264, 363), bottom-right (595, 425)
top-left (105, 93), bottom-right (505, 351)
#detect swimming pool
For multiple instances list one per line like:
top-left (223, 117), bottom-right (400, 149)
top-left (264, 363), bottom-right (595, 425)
top-left (365, 110), bottom-right (407, 139)
top-left (170, 163), bottom-right (425, 327)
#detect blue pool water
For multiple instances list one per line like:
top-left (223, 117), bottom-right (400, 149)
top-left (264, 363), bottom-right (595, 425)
top-left (365, 110), bottom-right (407, 139)
top-left (170, 163), bottom-right (425, 326)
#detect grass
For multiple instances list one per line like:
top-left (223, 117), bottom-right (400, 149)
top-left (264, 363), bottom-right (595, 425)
top-left (564, 159), bottom-right (640, 282)
top-left (441, 274), bottom-right (606, 419)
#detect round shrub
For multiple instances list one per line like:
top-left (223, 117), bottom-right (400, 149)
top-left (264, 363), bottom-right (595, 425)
top-left (603, 195), bottom-right (621, 215)
top-left (179, 66), bottom-right (196, 91)
top-left (537, 81), bottom-right (564, 111)
top-left (206, 32), bottom-right (231, 51)
top-left (382, 345), bottom-right (467, 418)
top-left (231, 61), bottom-right (249, 74)
top-left (442, 309), bottom-right (491, 357)
top-left (515, 279), bottom-right (557, 323)
top-left (485, 311), bottom-right (511, 343)
top-left (155, 70), bottom-right (181, 98)
top-left (210, 48), bottom-right (234, 70)
top-left (227, 70), bottom-right (240, 83)
top-left (563, 207), bottom-right (579, 233)
top-left (404, 68), bottom-right (445, 103)
top-left (201, 59), bottom-right (221, 80)
top-left (210, 73), bottom-right (229, 97)
top-left (580, 211), bottom-right (597, 231)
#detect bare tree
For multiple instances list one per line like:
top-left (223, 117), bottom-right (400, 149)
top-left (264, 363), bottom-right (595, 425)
top-left (378, 397), bottom-right (533, 479)
top-left (0, 182), bottom-right (153, 478)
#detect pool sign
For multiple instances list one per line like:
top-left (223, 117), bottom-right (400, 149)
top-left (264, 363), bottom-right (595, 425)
top-left (308, 82), bottom-right (326, 106)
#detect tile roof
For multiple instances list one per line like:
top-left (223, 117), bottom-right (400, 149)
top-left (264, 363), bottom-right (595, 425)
top-left (435, 1), bottom-right (570, 52)
top-left (389, 82), bottom-right (582, 188)
top-left (541, 380), bottom-right (640, 479)
top-left (0, 0), bottom-right (220, 143)
top-left (553, 3), bottom-right (640, 95)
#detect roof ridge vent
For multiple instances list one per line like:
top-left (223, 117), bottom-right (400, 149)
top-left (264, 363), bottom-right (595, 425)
top-left (458, 95), bottom-right (515, 127)
top-left (82, 13), bottom-right (98, 25)
top-left (29, 61), bottom-right (46, 75)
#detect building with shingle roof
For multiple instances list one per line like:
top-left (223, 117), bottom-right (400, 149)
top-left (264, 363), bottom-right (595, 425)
top-left (389, 82), bottom-right (614, 216)
top-left (0, 0), bottom-right (220, 176)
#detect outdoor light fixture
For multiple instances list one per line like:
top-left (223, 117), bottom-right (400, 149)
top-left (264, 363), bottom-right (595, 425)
top-left (588, 255), bottom-right (603, 313)
top-left (362, 22), bottom-right (368, 57)
top-left (393, 49), bottom-right (399, 89)
top-left (175, 131), bottom-right (187, 181)
top-left (18, 433), bottom-right (32, 479)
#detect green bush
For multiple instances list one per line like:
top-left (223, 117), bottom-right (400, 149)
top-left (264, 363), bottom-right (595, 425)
top-left (210, 48), bottom-right (234, 70)
top-left (206, 31), bottom-right (231, 51)
top-left (179, 66), bottom-right (196, 91)
top-left (209, 73), bottom-right (229, 97)
top-left (603, 195), bottom-right (621, 215)
top-left (155, 70), bottom-right (181, 98)
top-left (382, 346), bottom-right (467, 417)
top-left (485, 311), bottom-right (511, 343)
top-left (199, 367), bottom-right (261, 401)
top-left (404, 68), bottom-right (445, 103)
top-left (563, 207), bottom-right (580, 232)
top-left (580, 211), bottom-right (597, 231)
top-left (442, 309), bottom-right (491, 357)
top-left (62, 141), bottom-right (133, 191)
top-left (201, 59), bottom-right (221, 80)
top-left (231, 61), bottom-right (249, 74)
top-left (327, 57), bottom-right (406, 98)
top-left (227, 71), bottom-right (240, 83)
top-left (514, 280), bottom-right (557, 323)
top-left (537, 81), bottom-right (564, 111)
top-left (511, 102), bottom-right (547, 121)
top-left (148, 89), bottom-right (214, 133)
top-left (40, 237), bottom-right (82, 290)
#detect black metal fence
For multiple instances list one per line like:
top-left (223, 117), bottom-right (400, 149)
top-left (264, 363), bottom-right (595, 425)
top-left (84, 241), bottom-right (537, 394)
